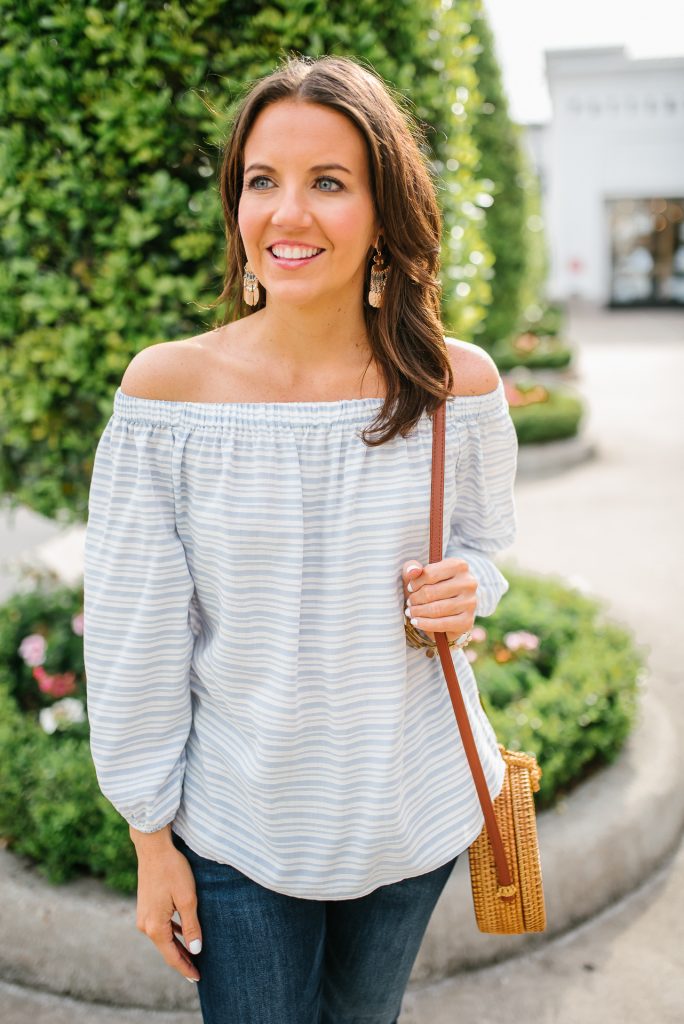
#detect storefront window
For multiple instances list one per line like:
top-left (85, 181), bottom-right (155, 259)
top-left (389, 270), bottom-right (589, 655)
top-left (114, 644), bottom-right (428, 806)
top-left (608, 198), bottom-right (684, 306)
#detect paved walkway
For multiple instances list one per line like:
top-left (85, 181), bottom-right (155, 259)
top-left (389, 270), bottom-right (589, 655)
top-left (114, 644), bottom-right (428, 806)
top-left (1, 300), bottom-right (683, 1022)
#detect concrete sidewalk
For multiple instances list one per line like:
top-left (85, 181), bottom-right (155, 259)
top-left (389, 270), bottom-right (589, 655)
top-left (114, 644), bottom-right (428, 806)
top-left (1, 301), bottom-right (683, 1023)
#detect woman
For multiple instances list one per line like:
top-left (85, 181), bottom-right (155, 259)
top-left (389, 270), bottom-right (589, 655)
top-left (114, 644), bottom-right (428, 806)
top-left (83, 53), bottom-right (518, 1024)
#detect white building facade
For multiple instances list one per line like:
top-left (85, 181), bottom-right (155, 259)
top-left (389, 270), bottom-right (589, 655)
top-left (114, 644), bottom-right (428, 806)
top-left (522, 47), bottom-right (684, 307)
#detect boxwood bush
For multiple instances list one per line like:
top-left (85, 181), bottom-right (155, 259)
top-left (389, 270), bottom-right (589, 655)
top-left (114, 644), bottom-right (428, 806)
top-left (492, 332), bottom-right (574, 372)
top-left (506, 381), bottom-right (584, 444)
top-left (470, 568), bottom-right (645, 807)
top-left (0, 566), bottom-right (644, 893)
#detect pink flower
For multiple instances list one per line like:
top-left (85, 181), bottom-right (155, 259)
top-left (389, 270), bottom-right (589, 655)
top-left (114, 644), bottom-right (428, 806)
top-left (32, 665), bottom-right (77, 698)
top-left (503, 630), bottom-right (540, 652)
top-left (18, 633), bottom-right (47, 666)
top-left (71, 612), bottom-right (84, 636)
top-left (465, 648), bottom-right (478, 663)
top-left (471, 626), bottom-right (487, 644)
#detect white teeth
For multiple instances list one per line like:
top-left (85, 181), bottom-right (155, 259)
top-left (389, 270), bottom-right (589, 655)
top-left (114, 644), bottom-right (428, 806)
top-left (271, 245), bottom-right (322, 259)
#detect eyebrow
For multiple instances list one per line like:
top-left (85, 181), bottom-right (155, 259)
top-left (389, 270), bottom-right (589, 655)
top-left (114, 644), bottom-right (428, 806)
top-left (244, 162), bottom-right (353, 175)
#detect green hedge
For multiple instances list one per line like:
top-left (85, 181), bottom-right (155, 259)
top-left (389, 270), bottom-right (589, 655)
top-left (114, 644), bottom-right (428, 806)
top-left (0, 567), bottom-right (643, 892)
top-left (471, 568), bottom-right (644, 807)
top-left (508, 384), bottom-right (584, 443)
top-left (492, 333), bottom-right (574, 372)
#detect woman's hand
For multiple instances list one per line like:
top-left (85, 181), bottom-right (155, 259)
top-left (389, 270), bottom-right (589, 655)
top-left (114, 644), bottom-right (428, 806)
top-left (132, 827), bottom-right (202, 984)
top-left (401, 558), bottom-right (478, 644)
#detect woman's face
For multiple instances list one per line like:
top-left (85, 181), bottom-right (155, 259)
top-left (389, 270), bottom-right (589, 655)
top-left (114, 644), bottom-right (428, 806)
top-left (238, 99), bottom-right (381, 310)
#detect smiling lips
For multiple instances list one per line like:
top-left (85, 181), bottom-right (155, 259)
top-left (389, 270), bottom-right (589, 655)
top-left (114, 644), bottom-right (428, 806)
top-left (268, 244), bottom-right (325, 268)
top-left (271, 244), bottom-right (324, 258)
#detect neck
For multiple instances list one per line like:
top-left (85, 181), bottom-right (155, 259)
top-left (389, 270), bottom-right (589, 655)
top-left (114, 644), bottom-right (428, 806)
top-left (248, 297), bottom-right (373, 373)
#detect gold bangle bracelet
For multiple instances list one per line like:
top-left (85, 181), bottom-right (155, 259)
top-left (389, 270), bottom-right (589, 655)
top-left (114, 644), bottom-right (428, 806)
top-left (404, 619), bottom-right (458, 659)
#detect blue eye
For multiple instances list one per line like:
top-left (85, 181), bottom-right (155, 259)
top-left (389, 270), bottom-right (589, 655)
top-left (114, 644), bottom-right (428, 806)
top-left (246, 175), bottom-right (271, 190)
top-left (317, 177), bottom-right (344, 191)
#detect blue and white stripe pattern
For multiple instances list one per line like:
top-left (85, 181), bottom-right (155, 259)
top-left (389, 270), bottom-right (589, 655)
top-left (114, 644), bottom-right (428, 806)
top-left (83, 366), bottom-right (518, 900)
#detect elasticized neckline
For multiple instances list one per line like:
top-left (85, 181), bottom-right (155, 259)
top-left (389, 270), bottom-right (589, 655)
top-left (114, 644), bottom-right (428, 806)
top-left (112, 377), bottom-right (505, 429)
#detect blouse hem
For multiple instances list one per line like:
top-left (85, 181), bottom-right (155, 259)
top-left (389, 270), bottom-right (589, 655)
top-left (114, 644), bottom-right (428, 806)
top-left (169, 756), bottom-right (506, 901)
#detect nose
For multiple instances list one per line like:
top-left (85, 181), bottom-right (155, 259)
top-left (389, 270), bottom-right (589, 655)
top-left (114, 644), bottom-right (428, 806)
top-left (270, 186), bottom-right (314, 227)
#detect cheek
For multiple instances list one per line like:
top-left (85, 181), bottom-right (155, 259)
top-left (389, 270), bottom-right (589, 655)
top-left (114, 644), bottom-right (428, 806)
top-left (325, 201), bottom-right (375, 255)
top-left (237, 196), bottom-right (264, 245)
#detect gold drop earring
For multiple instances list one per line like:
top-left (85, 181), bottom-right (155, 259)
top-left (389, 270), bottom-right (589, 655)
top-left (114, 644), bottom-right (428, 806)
top-left (243, 261), bottom-right (260, 306)
top-left (368, 236), bottom-right (389, 308)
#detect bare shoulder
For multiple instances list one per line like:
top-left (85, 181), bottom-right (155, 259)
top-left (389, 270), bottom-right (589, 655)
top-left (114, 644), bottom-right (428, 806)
top-left (119, 337), bottom-right (207, 401)
top-left (444, 337), bottom-right (501, 397)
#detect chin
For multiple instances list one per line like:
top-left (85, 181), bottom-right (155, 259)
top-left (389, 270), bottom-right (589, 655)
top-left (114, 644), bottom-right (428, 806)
top-left (265, 287), bottom-right (330, 305)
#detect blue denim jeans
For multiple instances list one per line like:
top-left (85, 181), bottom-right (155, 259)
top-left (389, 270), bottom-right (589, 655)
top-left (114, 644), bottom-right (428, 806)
top-left (171, 830), bottom-right (458, 1024)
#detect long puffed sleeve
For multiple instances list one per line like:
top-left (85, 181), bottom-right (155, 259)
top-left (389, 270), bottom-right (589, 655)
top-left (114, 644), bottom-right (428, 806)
top-left (444, 381), bottom-right (518, 617)
top-left (83, 409), bottom-right (196, 833)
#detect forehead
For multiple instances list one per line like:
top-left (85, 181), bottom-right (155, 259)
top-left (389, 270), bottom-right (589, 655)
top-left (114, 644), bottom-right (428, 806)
top-left (244, 100), bottom-right (367, 167)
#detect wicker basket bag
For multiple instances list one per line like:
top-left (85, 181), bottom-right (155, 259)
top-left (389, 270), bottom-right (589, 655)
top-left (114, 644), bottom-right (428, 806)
top-left (468, 744), bottom-right (546, 932)
top-left (418, 395), bottom-right (547, 935)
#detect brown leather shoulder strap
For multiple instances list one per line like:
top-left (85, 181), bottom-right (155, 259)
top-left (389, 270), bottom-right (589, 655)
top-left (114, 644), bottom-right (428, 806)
top-left (431, 399), bottom-right (514, 894)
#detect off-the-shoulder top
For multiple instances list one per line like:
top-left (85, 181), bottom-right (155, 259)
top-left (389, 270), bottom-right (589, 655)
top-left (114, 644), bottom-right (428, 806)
top-left (83, 367), bottom-right (518, 899)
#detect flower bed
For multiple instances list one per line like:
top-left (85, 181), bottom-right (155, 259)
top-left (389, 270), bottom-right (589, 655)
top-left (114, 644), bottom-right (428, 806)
top-left (493, 331), bottom-right (574, 372)
top-left (0, 567), bottom-right (644, 892)
top-left (467, 567), bottom-right (644, 806)
top-left (504, 377), bottom-right (584, 444)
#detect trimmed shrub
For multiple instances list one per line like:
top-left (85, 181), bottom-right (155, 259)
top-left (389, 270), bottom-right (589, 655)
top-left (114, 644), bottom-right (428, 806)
top-left (471, 567), bottom-right (645, 807)
top-left (506, 382), bottom-right (584, 443)
top-left (493, 332), bottom-right (574, 372)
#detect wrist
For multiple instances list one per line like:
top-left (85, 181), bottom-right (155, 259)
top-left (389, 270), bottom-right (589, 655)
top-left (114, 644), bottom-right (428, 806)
top-left (129, 822), bottom-right (174, 854)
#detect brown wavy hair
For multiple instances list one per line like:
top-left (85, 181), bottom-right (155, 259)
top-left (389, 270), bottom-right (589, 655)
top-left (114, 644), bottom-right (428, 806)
top-left (208, 52), bottom-right (454, 445)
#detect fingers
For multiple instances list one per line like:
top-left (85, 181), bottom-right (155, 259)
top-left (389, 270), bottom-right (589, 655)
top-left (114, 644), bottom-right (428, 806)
top-left (408, 573), bottom-right (476, 602)
top-left (404, 562), bottom-right (477, 640)
top-left (171, 912), bottom-right (203, 956)
top-left (175, 895), bottom-right (203, 956)
top-left (149, 921), bottom-right (201, 982)
top-left (405, 599), bottom-right (474, 636)
top-left (402, 557), bottom-right (472, 596)
top-left (401, 560), bottom-right (424, 599)
top-left (405, 572), bottom-right (476, 624)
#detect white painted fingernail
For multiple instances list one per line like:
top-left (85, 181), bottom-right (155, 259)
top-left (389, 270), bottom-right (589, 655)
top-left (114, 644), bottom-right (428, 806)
top-left (407, 582), bottom-right (413, 592)
top-left (185, 977), bottom-right (198, 983)
top-left (189, 939), bottom-right (202, 954)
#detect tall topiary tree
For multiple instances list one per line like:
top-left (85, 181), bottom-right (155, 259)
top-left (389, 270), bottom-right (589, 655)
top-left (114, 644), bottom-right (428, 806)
top-left (514, 124), bottom-right (552, 331)
top-left (467, 2), bottom-right (528, 349)
top-left (0, 0), bottom-right (492, 524)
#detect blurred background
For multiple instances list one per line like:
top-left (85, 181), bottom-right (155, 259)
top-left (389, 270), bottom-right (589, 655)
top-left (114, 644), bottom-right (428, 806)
top-left (485, 0), bottom-right (684, 307)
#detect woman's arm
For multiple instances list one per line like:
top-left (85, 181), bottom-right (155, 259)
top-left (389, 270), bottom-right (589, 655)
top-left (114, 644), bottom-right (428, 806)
top-left (443, 340), bottom-right (518, 618)
top-left (83, 403), bottom-right (196, 833)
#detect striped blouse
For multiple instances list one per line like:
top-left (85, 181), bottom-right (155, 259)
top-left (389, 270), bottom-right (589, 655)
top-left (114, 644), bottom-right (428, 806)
top-left (83, 361), bottom-right (518, 900)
